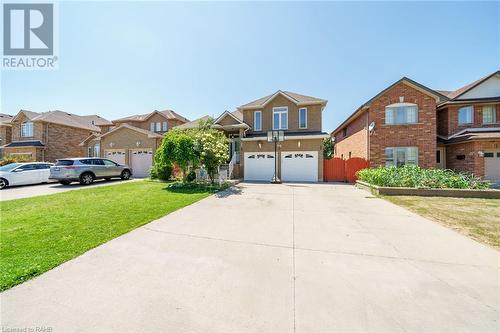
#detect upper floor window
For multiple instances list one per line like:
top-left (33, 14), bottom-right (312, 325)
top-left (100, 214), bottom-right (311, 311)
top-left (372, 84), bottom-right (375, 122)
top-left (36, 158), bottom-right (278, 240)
top-left (482, 105), bottom-right (496, 124)
top-left (155, 122), bottom-right (161, 132)
top-left (254, 111), bottom-right (262, 131)
top-left (458, 106), bottom-right (473, 124)
top-left (299, 108), bottom-right (307, 129)
top-left (162, 121), bottom-right (168, 131)
top-left (21, 121), bottom-right (34, 137)
top-left (273, 107), bottom-right (288, 130)
top-left (385, 147), bottom-right (418, 167)
top-left (385, 103), bottom-right (418, 124)
top-left (150, 122), bottom-right (155, 132)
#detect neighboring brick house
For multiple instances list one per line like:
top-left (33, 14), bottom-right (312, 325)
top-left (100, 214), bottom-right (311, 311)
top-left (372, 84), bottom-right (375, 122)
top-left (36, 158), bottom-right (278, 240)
top-left (0, 114), bottom-right (13, 158)
top-left (80, 109), bottom-right (189, 177)
top-left (332, 71), bottom-right (500, 183)
top-left (179, 91), bottom-right (329, 182)
top-left (3, 110), bottom-right (112, 162)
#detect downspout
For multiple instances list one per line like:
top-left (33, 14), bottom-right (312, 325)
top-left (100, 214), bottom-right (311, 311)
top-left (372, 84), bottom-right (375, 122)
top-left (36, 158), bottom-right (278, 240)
top-left (366, 111), bottom-right (370, 162)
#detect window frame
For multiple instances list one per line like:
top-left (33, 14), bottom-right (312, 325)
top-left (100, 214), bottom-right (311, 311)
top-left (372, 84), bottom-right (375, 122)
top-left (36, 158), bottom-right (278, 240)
top-left (385, 147), bottom-right (418, 167)
top-left (254, 111), bottom-right (262, 131)
top-left (482, 105), bottom-right (496, 124)
top-left (155, 122), bottom-right (161, 132)
top-left (162, 121), bottom-right (168, 131)
top-left (20, 121), bottom-right (34, 137)
top-left (298, 107), bottom-right (308, 129)
top-left (385, 103), bottom-right (418, 125)
top-left (272, 107), bottom-right (288, 130)
top-left (150, 122), bottom-right (155, 132)
top-left (458, 105), bottom-right (474, 125)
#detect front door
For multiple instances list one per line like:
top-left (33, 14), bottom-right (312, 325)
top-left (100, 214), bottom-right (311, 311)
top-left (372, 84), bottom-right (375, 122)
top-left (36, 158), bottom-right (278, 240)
top-left (436, 147), bottom-right (446, 169)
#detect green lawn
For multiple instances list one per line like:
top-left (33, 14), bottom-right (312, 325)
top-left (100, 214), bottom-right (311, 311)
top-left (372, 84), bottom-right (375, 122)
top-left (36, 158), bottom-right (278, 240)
top-left (0, 180), bottom-right (213, 291)
top-left (384, 196), bottom-right (500, 250)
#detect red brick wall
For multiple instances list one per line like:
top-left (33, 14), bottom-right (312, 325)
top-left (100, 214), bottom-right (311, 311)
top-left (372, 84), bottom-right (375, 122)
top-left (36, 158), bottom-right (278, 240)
top-left (446, 140), bottom-right (500, 177)
top-left (437, 108), bottom-right (449, 136)
top-left (368, 82), bottom-right (438, 168)
top-left (441, 103), bottom-right (500, 137)
top-left (333, 112), bottom-right (368, 159)
top-left (44, 123), bottom-right (91, 162)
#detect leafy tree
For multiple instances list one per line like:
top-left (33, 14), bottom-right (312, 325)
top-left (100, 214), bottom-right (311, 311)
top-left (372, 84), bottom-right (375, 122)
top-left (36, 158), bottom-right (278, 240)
top-left (198, 117), bottom-right (214, 130)
top-left (194, 129), bottom-right (229, 183)
top-left (155, 129), bottom-right (198, 182)
top-left (323, 137), bottom-right (334, 160)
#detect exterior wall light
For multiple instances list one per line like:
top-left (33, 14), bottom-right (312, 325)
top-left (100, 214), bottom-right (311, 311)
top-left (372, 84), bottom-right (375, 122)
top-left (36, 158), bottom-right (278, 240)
top-left (136, 141), bottom-right (141, 147)
top-left (298, 140), bottom-right (301, 148)
top-left (478, 151), bottom-right (484, 157)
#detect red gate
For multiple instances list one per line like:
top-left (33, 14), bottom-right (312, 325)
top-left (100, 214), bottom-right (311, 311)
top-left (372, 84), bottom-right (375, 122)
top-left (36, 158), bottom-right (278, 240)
top-left (323, 157), bottom-right (345, 182)
top-left (323, 157), bottom-right (369, 182)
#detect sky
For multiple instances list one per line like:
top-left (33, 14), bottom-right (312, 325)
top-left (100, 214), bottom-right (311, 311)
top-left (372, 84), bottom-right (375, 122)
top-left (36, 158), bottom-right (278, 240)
top-left (1, 1), bottom-right (499, 132)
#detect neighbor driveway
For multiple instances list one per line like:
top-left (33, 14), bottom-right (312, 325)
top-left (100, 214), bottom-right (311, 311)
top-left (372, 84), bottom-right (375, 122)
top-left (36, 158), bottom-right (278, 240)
top-left (1, 183), bottom-right (499, 332)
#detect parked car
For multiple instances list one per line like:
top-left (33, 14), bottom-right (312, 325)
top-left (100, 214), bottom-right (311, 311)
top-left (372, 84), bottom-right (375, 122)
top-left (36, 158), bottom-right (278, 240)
top-left (0, 162), bottom-right (54, 190)
top-left (49, 158), bottom-right (132, 185)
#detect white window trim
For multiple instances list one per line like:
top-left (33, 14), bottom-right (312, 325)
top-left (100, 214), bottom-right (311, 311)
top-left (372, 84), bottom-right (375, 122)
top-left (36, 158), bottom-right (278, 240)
top-left (21, 121), bottom-right (34, 137)
top-left (155, 122), bottom-right (161, 132)
top-left (482, 105), bottom-right (496, 124)
top-left (162, 121), bottom-right (168, 131)
top-left (298, 107), bottom-right (308, 129)
top-left (384, 103), bottom-right (418, 125)
top-left (458, 105), bottom-right (474, 125)
top-left (272, 107), bottom-right (288, 130)
top-left (150, 122), bottom-right (155, 132)
top-left (254, 111), bottom-right (262, 131)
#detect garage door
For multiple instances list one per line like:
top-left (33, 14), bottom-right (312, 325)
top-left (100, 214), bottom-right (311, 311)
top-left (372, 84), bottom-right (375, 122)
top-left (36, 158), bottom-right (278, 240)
top-left (281, 151), bottom-right (318, 182)
top-left (105, 150), bottom-right (126, 165)
top-left (131, 149), bottom-right (153, 178)
top-left (244, 152), bottom-right (275, 181)
top-left (484, 151), bottom-right (500, 183)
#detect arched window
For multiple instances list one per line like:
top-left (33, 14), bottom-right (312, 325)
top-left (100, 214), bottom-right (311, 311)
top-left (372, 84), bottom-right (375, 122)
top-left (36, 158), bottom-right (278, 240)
top-left (385, 103), bottom-right (418, 124)
top-left (21, 121), bottom-right (34, 137)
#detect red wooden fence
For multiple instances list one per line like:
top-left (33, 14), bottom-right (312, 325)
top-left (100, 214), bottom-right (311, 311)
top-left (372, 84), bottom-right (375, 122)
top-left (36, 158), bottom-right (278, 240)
top-left (323, 157), bottom-right (369, 183)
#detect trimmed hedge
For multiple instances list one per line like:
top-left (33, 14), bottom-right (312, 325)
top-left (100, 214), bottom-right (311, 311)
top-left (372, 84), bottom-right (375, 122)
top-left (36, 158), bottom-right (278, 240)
top-left (356, 165), bottom-right (490, 189)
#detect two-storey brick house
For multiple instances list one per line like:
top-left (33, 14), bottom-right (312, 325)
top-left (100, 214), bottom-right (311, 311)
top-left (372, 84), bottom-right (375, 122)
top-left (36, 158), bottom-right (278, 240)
top-left (3, 110), bottom-right (112, 162)
top-left (80, 109), bottom-right (189, 177)
top-left (179, 91), bottom-right (329, 181)
top-left (0, 113), bottom-right (13, 158)
top-left (332, 71), bottom-right (500, 183)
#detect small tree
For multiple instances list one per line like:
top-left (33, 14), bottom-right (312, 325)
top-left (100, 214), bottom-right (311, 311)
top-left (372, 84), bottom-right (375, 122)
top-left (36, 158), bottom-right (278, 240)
top-left (156, 129), bottom-right (198, 182)
top-left (194, 129), bottom-right (229, 183)
top-left (323, 137), bottom-right (334, 160)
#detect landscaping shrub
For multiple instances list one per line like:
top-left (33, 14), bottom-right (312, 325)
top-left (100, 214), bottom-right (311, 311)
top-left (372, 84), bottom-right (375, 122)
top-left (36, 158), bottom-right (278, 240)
top-left (186, 170), bottom-right (196, 182)
top-left (356, 165), bottom-right (490, 189)
top-left (0, 155), bottom-right (34, 166)
top-left (165, 181), bottom-right (231, 193)
top-left (150, 163), bottom-right (173, 181)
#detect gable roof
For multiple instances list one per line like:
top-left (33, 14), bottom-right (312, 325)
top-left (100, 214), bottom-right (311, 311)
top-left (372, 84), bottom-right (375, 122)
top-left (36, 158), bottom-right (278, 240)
top-left (113, 109), bottom-right (189, 123)
top-left (12, 110), bottom-right (108, 132)
top-left (331, 77), bottom-right (448, 136)
top-left (99, 123), bottom-right (163, 139)
top-left (0, 113), bottom-right (14, 125)
top-left (238, 90), bottom-right (327, 110)
top-left (174, 115), bottom-right (212, 130)
top-left (79, 115), bottom-right (113, 126)
top-left (444, 71), bottom-right (500, 100)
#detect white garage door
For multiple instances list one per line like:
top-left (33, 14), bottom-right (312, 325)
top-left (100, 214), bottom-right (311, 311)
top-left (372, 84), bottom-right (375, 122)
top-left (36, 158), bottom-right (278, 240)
top-left (281, 151), bottom-right (318, 182)
top-left (104, 150), bottom-right (126, 165)
top-left (484, 151), bottom-right (500, 183)
top-left (244, 152), bottom-right (275, 181)
top-left (131, 149), bottom-right (153, 178)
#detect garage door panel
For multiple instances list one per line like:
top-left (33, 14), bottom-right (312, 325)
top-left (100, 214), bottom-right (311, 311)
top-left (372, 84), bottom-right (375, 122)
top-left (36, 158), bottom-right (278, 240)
top-left (484, 151), bottom-right (500, 183)
top-left (105, 150), bottom-right (126, 165)
top-left (244, 152), bottom-right (275, 181)
top-left (281, 151), bottom-right (318, 182)
top-left (131, 149), bottom-right (153, 178)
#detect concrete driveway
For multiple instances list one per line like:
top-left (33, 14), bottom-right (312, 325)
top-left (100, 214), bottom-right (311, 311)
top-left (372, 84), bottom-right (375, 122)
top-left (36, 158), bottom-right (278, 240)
top-left (0, 178), bottom-right (140, 201)
top-left (1, 183), bottom-right (499, 332)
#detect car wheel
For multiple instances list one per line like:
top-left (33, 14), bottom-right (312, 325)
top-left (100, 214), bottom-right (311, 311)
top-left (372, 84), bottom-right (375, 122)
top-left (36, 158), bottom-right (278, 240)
top-left (0, 178), bottom-right (8, 190)
top-left (59, 180), bottom-right (71, 185)
top-left (121, 170), bottom-right (131, 180)
top-left (80, 173), bottom-right (94, 185)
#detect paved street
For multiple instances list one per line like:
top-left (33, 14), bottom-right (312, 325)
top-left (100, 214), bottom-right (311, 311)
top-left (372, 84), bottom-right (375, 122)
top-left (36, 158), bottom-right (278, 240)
top-left (1, 183), bottom-right (498, 332)
top-left (0, 178), bottom-right (140, 201)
